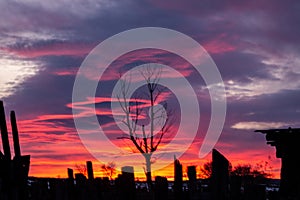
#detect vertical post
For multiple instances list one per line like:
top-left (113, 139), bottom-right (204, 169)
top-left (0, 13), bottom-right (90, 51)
top-left (211, 149), bottom-right (229, 200)
top-left (187, 165), bottom-right (197, 199)
top-left (68, 168), bottom-right (74, 180)
top-left (154, 176), bottom-right (168, 200)
top-left (174, 156), bottom-right (183, 200)
top-left (120, 166), bottom-right (135, 200)
top-left (0, 100), bottom-right (11, 160)
top-left (11, 110), bottom-right (21, 158)
top-left (67, 168), bottom-right (75, 200)
top-left (86, 161), bottom-right (94, 180)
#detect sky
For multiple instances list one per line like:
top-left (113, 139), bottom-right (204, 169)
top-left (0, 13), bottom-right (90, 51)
top-left (0, 0), bottom-right (300, 179)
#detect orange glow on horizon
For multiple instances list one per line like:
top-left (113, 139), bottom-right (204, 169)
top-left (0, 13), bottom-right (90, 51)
top-left (3, 91), bottom-right (282, 181)
top-left (27, 152), bottom-right (281, 180)
top-left (10, 115), bottom-right (281, 180)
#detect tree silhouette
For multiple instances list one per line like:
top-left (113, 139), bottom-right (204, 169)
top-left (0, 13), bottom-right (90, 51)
top-left (75, 163), bottom-right (87, 176)
top-left (199, 161), bottom-right (213, 179)
top-left (200, 161), bottom-right (270, 180)
top-left (117, 66), bottom-right (173, 189)
top-left (231, 164), bottom-right (270, 179)
top-left (101, 161), bottom-right (116, 180)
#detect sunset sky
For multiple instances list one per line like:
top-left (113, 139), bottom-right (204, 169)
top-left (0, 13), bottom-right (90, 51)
top-left (1, 0), bottom-right (300, 179)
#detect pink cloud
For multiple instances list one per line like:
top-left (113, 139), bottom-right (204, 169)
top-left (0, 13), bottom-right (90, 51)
top-left (203, 34), bottom-right (237, 54)
top-left (52, 68), bottom-right (78, 76)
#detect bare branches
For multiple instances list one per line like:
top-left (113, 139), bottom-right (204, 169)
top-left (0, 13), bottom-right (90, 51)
top-left (101, 161), bottom-right (116, 180)
top-left (116, 65), bottom-right (175, 188)
top-left (117, 77), bottom-right (145, 154)
top-left (75, 163), bottom-right (87, 176)
top-left (140, 66), bottom-right (162, 152)
top-left (117, 65), bottom-right (173, 181)
top-left (142, 125), bottom-right (148, 153)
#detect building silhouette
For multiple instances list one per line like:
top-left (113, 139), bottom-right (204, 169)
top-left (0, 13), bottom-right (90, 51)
top-left (256, 127), bottom-right (300, 199)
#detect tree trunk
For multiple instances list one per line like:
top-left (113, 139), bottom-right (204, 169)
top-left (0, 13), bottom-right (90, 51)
top-left (145, 154), bottom-right (152, 190)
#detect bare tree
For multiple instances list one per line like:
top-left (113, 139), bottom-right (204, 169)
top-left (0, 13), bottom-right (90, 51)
top-left (231, 164), bottom-right (270, 179)
top-left (101, 161), bottom-right (116, 180)
top-left (75, 163), bottom-right (87, 176)
top-left (199, 161), bottom-right (212, 179)
top-left (200, 161), bottom-right (270, 180)
top-left (117, 66), bottom-right (173, 188)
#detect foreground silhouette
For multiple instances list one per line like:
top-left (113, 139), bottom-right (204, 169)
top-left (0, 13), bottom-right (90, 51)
top-left (256, 128), bottom-right (300, 200)
top-left (0, 101), bottom-right (30, 200)
top-left (30, 150), bottom-right (277, 200)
